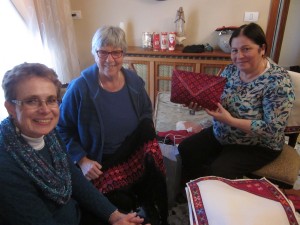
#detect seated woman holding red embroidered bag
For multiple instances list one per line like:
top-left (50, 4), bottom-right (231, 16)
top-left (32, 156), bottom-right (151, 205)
top-left (178, 23), bottom-right (295, 182)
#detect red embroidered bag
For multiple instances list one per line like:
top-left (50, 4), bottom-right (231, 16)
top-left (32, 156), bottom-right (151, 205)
top-left (170, 70), bottom-right (227, 111)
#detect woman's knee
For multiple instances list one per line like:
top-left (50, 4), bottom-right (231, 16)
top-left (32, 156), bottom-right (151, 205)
top-left (178, 138), bottom-right (190, 156)
top-left (210, 163), bottom-right (243, 179)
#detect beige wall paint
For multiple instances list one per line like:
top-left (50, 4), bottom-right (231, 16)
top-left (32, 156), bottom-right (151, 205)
top-left (70, 0), bottom-right (271, 69)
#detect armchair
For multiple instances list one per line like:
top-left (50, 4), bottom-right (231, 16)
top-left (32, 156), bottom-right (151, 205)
top-left (251, 70), bottom-right (300, 189)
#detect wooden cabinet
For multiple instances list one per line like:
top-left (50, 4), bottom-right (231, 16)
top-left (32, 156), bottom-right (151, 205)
top-left (123, 46), bottom-right (231, 104)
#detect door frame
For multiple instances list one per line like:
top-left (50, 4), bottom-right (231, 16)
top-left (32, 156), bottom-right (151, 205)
top-left (265, 0), bottom-right (290, 63)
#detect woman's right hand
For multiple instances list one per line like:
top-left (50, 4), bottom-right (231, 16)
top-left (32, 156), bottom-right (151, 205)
top-left (110, 211), bottom-right (150, 225)
top-left (185, 102), bottom-right (202, 111)
top-left (78, 156), bottom-right (103, 180)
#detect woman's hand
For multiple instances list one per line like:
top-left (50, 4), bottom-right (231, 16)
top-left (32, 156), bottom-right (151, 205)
top-left (205, 103), bottom-right (233, 124)
top-left (185, 102), bottom-right (202, 111)
top-left (205, 103), bottom-right (252, 133)
top-left (109, 211), bottom-right (150, 225)
top-left (78, 156), bottom-right (103, 180)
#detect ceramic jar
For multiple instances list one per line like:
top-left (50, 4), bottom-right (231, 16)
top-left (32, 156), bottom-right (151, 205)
top-left (218, 30), bottom-right (234, 53)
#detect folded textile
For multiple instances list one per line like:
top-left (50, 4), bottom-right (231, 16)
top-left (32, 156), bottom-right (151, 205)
top-left (286, 194), bottom-right (300, 212)
top-left (176, 121), bottom-right (205, 133)
top-left (170, 70), bottom-right (227, 111)
top-left (186, 176), bottom-right (299, 225)
top-left (92, 119), bottom-right (169, 225)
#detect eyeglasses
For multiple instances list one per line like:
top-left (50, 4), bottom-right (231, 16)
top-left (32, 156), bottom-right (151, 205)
top-left (96, 50), bottom-right (123, 59)
top-left (11, 97), bottom-right (60, 109)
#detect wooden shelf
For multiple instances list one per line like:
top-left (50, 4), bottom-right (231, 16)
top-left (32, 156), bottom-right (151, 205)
top-left (123, 46), bottom-right (232, 105)
top-left (126, 46), bottom-right (231, 58)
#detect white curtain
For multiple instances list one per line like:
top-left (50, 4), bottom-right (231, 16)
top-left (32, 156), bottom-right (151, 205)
top-left (0, 0), bottom-right (45, 120)
top-left (0, 0), bottom-right (80, 120)
top-left (10, 0), bottom-right (81, 84)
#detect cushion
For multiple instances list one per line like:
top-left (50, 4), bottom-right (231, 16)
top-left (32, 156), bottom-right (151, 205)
top-left (186, 176), bottom-right (299, 224)
top-left (285, 70), bottom-right (300, 133)
top-left (252, 71), bottom-right (300, 186)
top-left (253, 144), bottom-right (300, 185)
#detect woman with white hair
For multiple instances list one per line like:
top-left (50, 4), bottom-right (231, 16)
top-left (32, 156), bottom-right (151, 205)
top-left (58, 26), bottom-right (168, 225)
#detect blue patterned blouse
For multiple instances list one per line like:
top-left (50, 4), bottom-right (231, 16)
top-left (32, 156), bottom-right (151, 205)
top-left (213, 60), bottom-right (295, 151)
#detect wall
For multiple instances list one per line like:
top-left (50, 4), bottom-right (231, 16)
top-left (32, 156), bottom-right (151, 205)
top-left (278, 0), bottom-right (300, 67)
top-left (70, 0), bottom-right (271, 70)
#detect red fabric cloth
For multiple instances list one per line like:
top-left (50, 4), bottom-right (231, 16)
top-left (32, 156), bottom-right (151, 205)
top-left (286, 194), bottom-right (300, 212)
top-left (92, 119), bottom-right (169, 225)
top-left (93, 139), bottom-right (165, 193)
top-left (170, 70), bottom-right (227, 111)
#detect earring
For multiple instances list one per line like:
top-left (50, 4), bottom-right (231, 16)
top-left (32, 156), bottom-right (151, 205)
top-left (15, 126), bottom-right (21, 136)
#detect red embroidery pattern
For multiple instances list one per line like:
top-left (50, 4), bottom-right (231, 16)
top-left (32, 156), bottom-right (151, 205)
top-left (93, 139), bottom-right (165, 194)
top-left (187, 176), bottom-right (298, 225)
top-left (170, 70), bottom-right (227, 111)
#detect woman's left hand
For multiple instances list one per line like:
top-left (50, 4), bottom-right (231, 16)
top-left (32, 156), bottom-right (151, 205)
top-left (205, 102), bottom-right (252, 133)
top-left (205, 103), bottom-right (233, 124)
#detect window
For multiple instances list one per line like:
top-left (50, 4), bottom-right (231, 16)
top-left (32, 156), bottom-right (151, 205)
top-left (0, 0), bottom-right (52, 120)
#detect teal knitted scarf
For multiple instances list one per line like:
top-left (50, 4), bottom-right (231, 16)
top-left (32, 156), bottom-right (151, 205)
top-left (0, 118), bottom-right (72, 204)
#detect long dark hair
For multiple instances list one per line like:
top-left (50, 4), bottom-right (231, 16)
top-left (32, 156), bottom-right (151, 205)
top-left (229, 23), bottom-right (268, 53)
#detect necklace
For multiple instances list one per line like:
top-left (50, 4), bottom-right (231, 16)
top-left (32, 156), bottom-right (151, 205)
top-left (98, 73), bottom-right (124, 92)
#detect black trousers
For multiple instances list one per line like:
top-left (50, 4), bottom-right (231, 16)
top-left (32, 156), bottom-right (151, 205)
top-left (178, 126), bottom-right (281, 181)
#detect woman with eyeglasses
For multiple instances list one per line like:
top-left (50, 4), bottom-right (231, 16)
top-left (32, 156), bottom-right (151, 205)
top-left (57, 26), bottom-right (168, 225)
top-left (0, 62), bottom-right (149, 225)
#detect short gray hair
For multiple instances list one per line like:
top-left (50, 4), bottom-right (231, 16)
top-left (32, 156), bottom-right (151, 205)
top-left (91, 26), bottom-right (127, 57)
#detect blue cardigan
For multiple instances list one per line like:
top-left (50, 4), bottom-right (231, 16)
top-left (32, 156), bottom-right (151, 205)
top-left (57, 64), bottom-right (153, 164)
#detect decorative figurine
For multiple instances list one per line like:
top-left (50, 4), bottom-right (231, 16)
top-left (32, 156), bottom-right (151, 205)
top-left (175, 7), bottom-right (186, 46)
